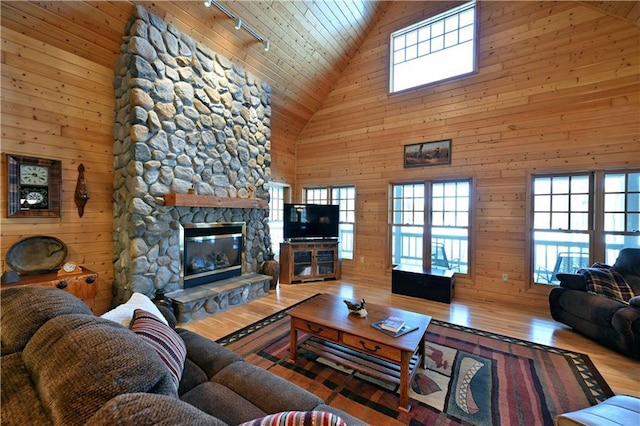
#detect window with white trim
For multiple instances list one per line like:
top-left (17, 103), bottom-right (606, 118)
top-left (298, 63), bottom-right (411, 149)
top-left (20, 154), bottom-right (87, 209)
top-left (390, 1), bottom-right (477, 93)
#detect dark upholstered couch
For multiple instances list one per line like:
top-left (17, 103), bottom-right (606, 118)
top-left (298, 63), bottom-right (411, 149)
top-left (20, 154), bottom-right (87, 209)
top-left (549, 248), bottom-right (640, 359)
top-left (0, 286), bottom-right (365, 425)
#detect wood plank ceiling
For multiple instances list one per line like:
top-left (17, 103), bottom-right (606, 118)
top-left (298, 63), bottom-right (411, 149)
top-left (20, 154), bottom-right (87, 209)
top-left (0, 1), bottom-right (635, 178)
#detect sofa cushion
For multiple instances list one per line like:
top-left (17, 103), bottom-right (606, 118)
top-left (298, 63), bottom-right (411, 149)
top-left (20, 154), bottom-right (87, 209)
top-left (87, 393), bottom-right (227, 426)
top-left (177, 329), bottom-right (243, 377)
top-left (0, 286), bottom-right (93, 354)
top-left (238, 411), bottom-right (346, 426)
top-left (131, 309), bottom-right (187, 390)
top-left (22, 314), bottom-right (178, 425)
top-left (0, 353), bottom-right (52, 426)
top-left (556, 273), bottom-right (587, 291)
top-left (212, 362), bottom-right (323, 415)
top-left (101, 292), bottom-right (168, 327)
top-left (181, 381), bottom-right (267, 425)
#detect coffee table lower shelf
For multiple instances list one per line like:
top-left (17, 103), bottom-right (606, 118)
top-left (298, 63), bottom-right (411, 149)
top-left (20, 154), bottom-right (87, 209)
top-left (298, 337), bottom-right (423, 408)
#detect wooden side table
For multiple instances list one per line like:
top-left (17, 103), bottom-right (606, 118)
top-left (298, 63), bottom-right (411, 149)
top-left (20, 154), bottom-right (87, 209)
top-left (1, 268), bottom-right (99, 310)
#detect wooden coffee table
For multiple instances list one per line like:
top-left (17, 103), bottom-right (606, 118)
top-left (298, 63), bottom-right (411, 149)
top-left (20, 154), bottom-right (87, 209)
top-left (287, 293), bottom-right (432, 412)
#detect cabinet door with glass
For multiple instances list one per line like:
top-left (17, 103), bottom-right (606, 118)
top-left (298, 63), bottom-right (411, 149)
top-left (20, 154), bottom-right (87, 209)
top-left (315, 249), bottom-right (336, 276)
top-left (292, 250), bottom-right (313, 278)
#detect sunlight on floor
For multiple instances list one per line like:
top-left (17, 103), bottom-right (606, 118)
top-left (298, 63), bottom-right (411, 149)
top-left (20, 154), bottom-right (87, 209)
top-left (528, 318), bottom-right (559, 346)
top-left (448, 304), bottom-right (470, 327)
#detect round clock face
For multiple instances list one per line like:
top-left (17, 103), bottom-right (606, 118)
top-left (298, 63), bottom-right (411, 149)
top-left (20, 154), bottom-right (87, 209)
top-left (25, 191), bottom-right (45, 204)
top-left (20, 187), bottom-right (48, 209)
top-left (20, 165), bottom-right (49, 185)
top-left (63, 262), bottom-right (78, 273)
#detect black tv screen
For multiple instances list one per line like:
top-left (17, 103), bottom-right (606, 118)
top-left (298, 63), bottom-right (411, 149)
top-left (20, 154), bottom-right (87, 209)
top-left (283, 204), bottom-right (339, 240)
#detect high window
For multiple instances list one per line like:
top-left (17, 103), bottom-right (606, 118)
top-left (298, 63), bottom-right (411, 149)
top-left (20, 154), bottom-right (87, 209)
top-left (531, 170), bottom-right (639, 284)
top-left (390, 1), bottom-right (477, 93)
top-left (390, 179), bottom-right (471, 272)
top-left (303, 186), bottom-right (356, 260)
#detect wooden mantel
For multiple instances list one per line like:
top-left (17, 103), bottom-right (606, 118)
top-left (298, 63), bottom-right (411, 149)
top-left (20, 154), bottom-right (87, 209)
top-left (163, 193), bottom-right (268, 209)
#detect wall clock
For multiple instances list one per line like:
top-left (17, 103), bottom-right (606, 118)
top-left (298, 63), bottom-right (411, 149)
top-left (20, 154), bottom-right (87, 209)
top-left (5, 154), bottom-right (62, 218)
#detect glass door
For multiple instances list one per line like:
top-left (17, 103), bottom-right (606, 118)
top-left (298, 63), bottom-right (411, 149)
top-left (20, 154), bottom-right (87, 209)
top-left (315, 250), bottom-right (335, 276)
top-left (292, 250), bottom-right (313, 278)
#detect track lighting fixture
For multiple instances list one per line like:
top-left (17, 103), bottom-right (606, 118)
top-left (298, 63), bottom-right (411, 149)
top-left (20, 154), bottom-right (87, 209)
top-left (205, 0), bottom-right (270, 53)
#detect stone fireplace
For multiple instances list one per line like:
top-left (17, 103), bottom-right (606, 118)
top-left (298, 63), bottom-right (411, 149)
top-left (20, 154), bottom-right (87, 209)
top-left (112, 5), bottom-right (273, 322)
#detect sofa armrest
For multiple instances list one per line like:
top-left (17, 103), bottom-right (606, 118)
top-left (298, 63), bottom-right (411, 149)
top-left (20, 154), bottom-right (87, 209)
top-left (556, 273), bottom-right (587, 291)
top-left (611, 307), bottom-right (640, 359)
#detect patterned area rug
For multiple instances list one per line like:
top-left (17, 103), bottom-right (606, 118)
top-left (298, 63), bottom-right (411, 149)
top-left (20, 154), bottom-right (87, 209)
top-left (217, 298), bottom-right (613, 425)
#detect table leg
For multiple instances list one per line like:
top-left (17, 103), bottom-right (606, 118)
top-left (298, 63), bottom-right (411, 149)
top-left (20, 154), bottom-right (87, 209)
top-left (398, 351), bottom-right (411, 412)
top-left (289, 322), bottom-right (298, 363)
top-left (420, 331), bottom-right (427, 369)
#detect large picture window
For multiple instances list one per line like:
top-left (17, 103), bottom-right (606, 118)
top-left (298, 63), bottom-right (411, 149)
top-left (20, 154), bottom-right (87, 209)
top-left (390, 179), bottom-right (470, 272)
top-left (390, 1), bottom-right (477, 93)
top-left (531, 170), bottom-right (639, 284)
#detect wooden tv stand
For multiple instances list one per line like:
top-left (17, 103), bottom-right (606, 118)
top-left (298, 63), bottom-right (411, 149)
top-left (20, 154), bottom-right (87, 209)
top-left (279, 240), bottom-right (341, 284)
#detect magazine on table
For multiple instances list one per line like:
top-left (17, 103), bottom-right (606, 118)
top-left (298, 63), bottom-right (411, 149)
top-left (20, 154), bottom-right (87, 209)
top-left (379, 316), bottom-right (406, 332)
top-left (371, 318), bottom-right (418, 337)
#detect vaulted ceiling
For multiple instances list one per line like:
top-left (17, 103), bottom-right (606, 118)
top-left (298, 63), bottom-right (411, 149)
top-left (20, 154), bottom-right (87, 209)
top-left (1, 1), bottom-right (637, 161)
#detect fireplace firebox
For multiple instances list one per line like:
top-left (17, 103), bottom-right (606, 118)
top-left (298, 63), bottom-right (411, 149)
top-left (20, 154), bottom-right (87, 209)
top-left (180, 222), bottom-right (245, 289)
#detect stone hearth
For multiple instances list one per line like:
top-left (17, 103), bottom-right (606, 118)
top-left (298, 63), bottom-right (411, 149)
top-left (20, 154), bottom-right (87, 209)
top-left (168, 273), bottom-right (270, 323)
top-left (111, 5), bottom-right (274, 321)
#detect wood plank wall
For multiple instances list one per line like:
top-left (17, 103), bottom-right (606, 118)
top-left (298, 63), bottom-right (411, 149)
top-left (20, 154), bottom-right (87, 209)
top-left (1, 1), bottom-right (638, 314)
top-left (0, 1), bottom-right (302, 313)
top-left (294, 1), bottom-right (640, 308)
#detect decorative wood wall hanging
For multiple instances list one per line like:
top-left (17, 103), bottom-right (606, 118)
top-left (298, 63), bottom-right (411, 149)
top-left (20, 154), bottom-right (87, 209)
top-left (5, 154), bottom-right (62, 218)
top-left (74, 163), bottom-right (89, 217)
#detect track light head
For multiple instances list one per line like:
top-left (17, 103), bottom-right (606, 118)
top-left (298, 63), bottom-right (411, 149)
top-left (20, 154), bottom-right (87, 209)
top-left (264, 40), bottom-right (270, 52)
top-left (204, 0), bottom-right (211, 7)
top-left (235, 18), bottom-right (242, 30)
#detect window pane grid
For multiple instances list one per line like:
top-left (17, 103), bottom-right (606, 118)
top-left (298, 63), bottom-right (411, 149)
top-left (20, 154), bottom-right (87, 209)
top-left (390, 180), bottom-right (470, 274)
top-left (392, 7), bottom-right (474, 66)
top-left (268, 184), bottom-right (286, 256)
top-left (532, 170), bottom-right (640, 285)
top-left (431, 180), bottom-right (470, 273)
top-left (304, 188), bottom-right (328, 204)
top-left (332, 186), bottom-right (356, 260)
top-left (390, 1), bottom-right (476, 92)
top-left (533, 175), bottom-right (590, 231)
top-left (604, 172), bottom-right (640, 232)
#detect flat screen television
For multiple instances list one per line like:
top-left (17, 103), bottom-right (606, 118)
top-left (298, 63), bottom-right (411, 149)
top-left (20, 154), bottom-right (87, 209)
top-left (283, 203), bottom-right (339, 241)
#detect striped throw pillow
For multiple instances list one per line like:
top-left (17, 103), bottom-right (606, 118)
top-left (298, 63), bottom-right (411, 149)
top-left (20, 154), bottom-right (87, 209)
top-left (130, 309), bottom-right (187, 390)
top-left (238, 411), bottom-right (347, 426)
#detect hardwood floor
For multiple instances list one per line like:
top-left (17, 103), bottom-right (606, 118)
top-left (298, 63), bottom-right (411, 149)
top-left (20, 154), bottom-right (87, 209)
top-left (182, 277), bottom-right (640, 398)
